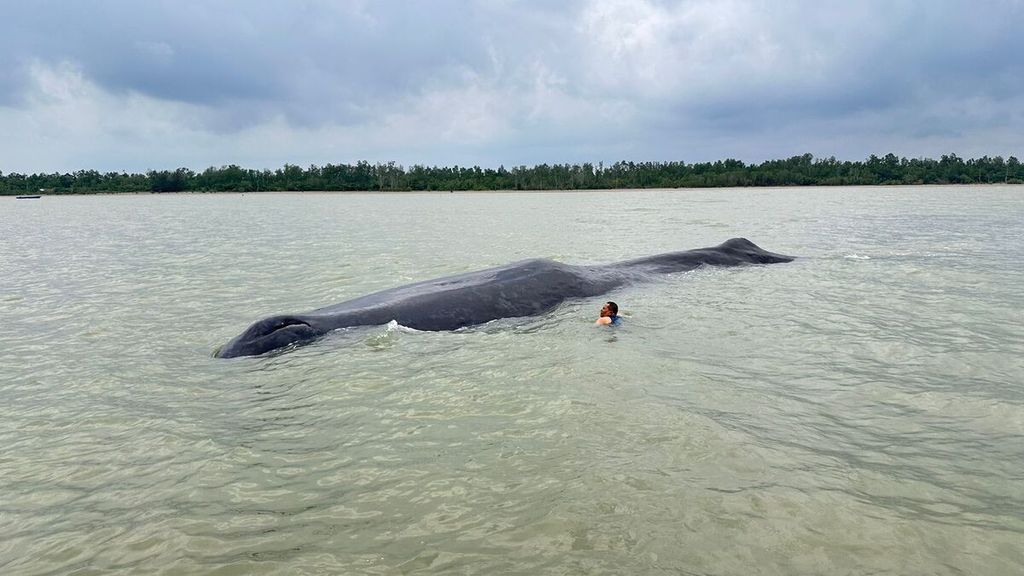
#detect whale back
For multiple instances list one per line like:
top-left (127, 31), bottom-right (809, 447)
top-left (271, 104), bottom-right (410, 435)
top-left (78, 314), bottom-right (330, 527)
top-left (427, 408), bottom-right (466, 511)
top-left (347, 258), bottom-right (625, 331)
top-left (615, 237), bottom-right (794, 274)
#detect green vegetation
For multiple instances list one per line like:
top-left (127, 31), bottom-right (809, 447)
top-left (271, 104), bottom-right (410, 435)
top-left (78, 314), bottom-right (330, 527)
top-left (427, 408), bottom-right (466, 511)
top-left (1, 154), bottom-right (1022, 195)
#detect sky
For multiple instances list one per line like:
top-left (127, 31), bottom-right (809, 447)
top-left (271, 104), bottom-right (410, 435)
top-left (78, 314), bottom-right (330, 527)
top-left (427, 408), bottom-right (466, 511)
top-left (1, 0), bottom-right (1022, 174)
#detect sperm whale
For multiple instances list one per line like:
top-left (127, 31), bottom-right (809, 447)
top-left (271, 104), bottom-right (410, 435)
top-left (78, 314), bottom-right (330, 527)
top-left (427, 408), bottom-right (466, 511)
top-left (215, 237), bottom-right (793, 358)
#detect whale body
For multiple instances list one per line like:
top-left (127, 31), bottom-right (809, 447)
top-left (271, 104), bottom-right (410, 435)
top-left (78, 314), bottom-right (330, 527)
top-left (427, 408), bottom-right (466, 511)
top-left (215, 238), bottom-right (793, 358)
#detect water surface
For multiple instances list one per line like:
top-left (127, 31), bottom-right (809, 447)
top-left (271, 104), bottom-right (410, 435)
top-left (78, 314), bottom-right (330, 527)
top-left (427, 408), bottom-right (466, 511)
top-left (1, 187), bottom-right (1022, 574)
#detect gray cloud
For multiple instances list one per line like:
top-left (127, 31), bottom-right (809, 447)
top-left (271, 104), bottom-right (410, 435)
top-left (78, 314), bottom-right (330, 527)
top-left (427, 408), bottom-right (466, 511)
top-left (0, 0), bottom-right (1021, 172)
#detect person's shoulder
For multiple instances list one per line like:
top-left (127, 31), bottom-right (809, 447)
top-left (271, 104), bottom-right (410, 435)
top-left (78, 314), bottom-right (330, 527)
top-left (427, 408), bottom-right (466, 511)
top-left (595, 317), bottom-right (611, 325)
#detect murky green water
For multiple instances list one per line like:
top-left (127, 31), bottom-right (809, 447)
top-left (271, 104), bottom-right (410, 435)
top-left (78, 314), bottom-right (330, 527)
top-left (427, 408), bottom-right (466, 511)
top-left (2, 187), bottom-right (1022, 575)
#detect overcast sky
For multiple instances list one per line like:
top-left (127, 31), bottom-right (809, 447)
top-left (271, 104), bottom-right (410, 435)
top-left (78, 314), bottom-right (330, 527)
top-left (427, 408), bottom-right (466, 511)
top-left (1, 0), bottom-right (1022, 173)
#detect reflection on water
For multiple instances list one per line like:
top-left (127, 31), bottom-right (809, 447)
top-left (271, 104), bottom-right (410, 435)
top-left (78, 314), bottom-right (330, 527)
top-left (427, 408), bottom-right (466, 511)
top-left (1, 187), bottom-right (1022, 574)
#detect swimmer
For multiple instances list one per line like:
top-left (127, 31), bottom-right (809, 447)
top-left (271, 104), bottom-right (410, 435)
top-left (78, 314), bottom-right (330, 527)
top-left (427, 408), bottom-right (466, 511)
top-left (595, 301), bottom-right (621, 325)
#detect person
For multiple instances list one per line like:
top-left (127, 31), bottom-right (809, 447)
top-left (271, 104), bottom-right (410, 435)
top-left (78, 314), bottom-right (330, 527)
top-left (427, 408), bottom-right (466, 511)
top-left (595, 301), bottom-right (621, 325)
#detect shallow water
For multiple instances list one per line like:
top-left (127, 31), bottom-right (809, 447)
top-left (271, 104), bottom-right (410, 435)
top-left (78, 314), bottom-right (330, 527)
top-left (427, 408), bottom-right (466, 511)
top-left (1, 186), bottom-right (1022, 575)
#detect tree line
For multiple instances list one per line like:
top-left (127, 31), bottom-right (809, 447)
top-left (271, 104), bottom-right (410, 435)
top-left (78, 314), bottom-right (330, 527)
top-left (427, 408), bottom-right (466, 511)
top-left (1, 154), bottom-right (1022, 195)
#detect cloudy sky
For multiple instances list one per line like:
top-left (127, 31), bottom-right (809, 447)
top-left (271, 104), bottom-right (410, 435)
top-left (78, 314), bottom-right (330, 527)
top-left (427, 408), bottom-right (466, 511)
top-left (1, 0), bottom-right (1022, 173)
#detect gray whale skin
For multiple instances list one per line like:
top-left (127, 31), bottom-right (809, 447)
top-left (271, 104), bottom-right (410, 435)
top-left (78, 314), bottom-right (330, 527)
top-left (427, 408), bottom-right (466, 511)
top-left (216, 238), bottom-right (793, 358)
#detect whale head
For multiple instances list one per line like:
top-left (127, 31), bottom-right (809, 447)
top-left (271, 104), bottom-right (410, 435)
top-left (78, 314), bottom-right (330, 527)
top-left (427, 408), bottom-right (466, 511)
top-left (215, 315), bottom-right (322, 358)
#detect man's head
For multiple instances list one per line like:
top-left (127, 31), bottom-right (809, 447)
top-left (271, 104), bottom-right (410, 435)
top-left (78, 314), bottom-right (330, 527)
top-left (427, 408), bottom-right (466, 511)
top-left (600, 301), bottom-right (618, 317)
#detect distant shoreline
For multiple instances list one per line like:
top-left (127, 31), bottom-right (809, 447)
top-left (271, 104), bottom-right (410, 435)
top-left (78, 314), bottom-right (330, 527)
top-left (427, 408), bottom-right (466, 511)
top-left (3, 154), bottom-right (1021, 195)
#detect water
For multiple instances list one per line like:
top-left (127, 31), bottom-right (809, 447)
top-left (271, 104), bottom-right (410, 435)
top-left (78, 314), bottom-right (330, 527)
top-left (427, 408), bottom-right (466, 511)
top-left (1, 187), bottom-right (1022, 575)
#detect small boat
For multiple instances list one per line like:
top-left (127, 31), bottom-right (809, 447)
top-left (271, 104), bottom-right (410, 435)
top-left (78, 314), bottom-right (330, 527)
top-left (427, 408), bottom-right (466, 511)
top-left (16, 195), bottom-right (42, 199)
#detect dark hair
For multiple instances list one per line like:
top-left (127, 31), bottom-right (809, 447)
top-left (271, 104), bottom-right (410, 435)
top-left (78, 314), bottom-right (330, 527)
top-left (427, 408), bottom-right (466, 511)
top-left (606, 301), bottom-right (618, 315)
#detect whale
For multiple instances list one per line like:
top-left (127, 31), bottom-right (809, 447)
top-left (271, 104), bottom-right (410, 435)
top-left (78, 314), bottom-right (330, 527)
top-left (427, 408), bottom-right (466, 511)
top-left (215, 238), bottom-right (793, 358)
